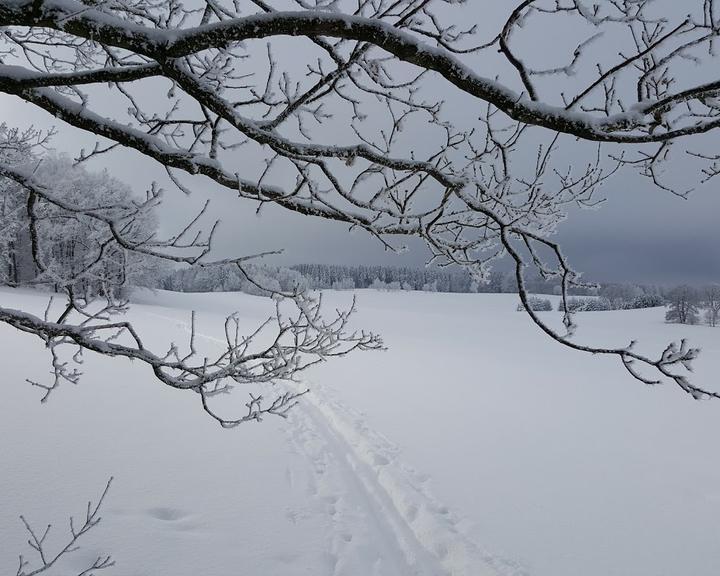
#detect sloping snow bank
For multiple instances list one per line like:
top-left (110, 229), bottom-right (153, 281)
top-left (309, 290), bottom-right (720, 576)
top-left (2, 287), bottom-right (720, 576)
top-left (0, 287), bottom-right (518, 576)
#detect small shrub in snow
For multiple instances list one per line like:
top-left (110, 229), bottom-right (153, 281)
top-left (517, 297), bottom-right (553, 312)
top-left (623, 294), bottom-right (665, 309)
top-left (558, 297), bottom-right (612, 312)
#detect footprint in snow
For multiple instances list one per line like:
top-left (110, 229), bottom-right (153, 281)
top-left (146, 507), bottom-right (189, 522)
top-left (372, 453), bottom-right (390, 466)
top-left (145, 507), bottom-right (203, 532)
top-left (405, 504), bottom-right (419, 522)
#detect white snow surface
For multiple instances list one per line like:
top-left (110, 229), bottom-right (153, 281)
top-left (1, 286), bottom-right (720, 576)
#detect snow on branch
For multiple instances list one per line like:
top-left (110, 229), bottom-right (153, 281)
top-left (14, 478), bottom-right (114, 576)
top-left (0, 130), bottom-right (382, 424)
top-left (0, 0), bottom-right (718, 407)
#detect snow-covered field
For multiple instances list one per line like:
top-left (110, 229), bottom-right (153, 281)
top-left (2, 287), bottom-right (719, 576)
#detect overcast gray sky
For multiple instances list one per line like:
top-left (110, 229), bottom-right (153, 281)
top-left (2, 0), bottom-right (719, 285)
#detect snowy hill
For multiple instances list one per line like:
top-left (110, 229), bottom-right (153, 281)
top-left (1, 287), bottom-right (719, 576)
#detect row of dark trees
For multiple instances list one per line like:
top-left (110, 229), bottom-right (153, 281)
top-left (292, 265), bottom-right (611, 295)
top-left (520, 293), bottom-right (665, 313)
top-left (292, 263), bottom-right (476, 293)
top-left (161, 263), bottom-right (607, 295)
top-left (159, 262), bottom-right (307, 295)
top-left (161, 262), bottom-right (505, 294)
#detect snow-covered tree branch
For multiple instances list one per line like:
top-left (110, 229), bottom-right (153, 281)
top-left (14, 478), bottom-right (114, 576)
top-left (1, 0), bottom-right (720, 411)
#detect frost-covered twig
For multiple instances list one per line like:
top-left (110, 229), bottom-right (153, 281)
top-left (15, 478), bottom-right (114, 576)
top-left (0, 0), bottom-right (719, 408)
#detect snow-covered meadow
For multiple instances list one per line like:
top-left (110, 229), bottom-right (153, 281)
top-left (1, 286), bottom-right (719, 576)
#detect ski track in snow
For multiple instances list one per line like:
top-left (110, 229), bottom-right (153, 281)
top-left (284, 382), bottom-right (529, 576)
top-left (149, 311), bottom-right (528, 576)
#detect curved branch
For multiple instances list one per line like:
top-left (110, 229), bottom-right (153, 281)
top-left (4, 2), bottom-right (720, 142)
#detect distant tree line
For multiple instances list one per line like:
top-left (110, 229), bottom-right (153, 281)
top-left (5, 185), bottom-right (718, 330)
top-left (157, 263), bottom-right (720, 330)
top-left (292, 263), bottom-right (476, 293)
top-left (157, 262), bottom-right (477, 294)
top-left (517, 282), bottom-right (720, 327)
top-left (518, 293), bottom-right (665, 313)
top-left (160, 263), bottom-right (522, 294)
top-left (159, 262), bottom-right (308, 296)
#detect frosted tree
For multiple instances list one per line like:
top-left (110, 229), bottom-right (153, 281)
top-left (0, 124), bottom-right (48, 284)
top-left (332, 277), bottom-right (356, 290)
top-left (1, 154), bottom-right (163, 296)
top-left (704, 284), bottom-right (720, 327)
top-left (12, 479), bottom-right (114, 576)
top-left (599, 283), bottom-right (641, 310)
top-left (0, 125), bottom-right (383, 423)
top-left (1, 0), bottom-right (720, 414)
top-left (665, 285), bottom-right (701, 326)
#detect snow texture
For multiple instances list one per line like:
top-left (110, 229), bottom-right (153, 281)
top-left (2, 287), bottom-right (720, 576)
